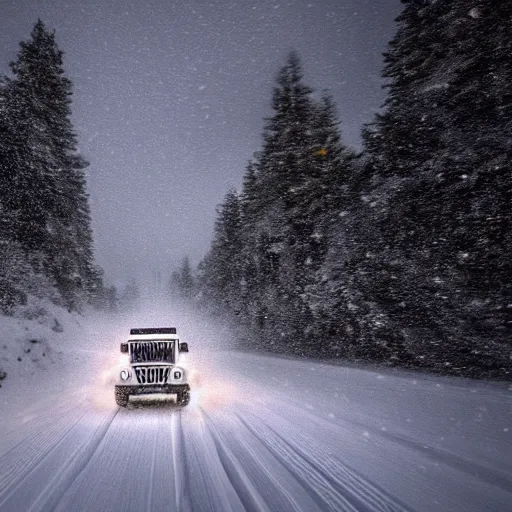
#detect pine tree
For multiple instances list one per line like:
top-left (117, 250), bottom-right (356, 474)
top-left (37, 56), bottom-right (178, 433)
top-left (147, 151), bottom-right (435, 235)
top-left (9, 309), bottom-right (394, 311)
top-left (441, 1), bottom-right (512, 343)
top-left (170, 256), bottom-right (195, 301)
top-left (249, 52), bottom-right (318, 347)
top-left (200, 189), bottom-right (243, 316)
top-left (4, 20), bottom-right (96, 310)
top-left (237, 160), bottom-right (262, 324)
top-left (362, 0), bottom-right (512, 371)
top-left (256, 54), bottom-right (363, 351)
top-left (200, 53), bottom-right (357, 355)
top-left (306, 94), bottom-right (356, 266)
top-left (259, 52), bottom-right (315, 210)
top-left (0, 76), bottom-right (15, 244)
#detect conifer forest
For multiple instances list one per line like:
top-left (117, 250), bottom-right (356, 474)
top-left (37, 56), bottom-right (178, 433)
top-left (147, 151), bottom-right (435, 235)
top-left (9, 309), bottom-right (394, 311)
top-left (197, 3), bottom-right (512, 379)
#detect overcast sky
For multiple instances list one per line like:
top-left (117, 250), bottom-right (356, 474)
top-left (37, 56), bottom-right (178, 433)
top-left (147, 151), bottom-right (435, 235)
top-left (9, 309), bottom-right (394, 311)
top-left (0, 0), bottom-right (401, 288)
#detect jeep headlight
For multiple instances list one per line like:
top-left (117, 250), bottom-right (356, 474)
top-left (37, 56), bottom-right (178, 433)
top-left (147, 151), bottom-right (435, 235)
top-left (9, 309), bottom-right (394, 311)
top-left (172, 367), bottom-right (185, 381)
top-left (120, 369), bottom-right (131, 381)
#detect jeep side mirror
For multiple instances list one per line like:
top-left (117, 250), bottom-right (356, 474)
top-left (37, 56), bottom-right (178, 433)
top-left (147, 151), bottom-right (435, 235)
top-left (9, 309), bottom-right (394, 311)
top-left (120, 343), bottom-right (128, 353)
top-left (179, 342), bottom-right (188, 353)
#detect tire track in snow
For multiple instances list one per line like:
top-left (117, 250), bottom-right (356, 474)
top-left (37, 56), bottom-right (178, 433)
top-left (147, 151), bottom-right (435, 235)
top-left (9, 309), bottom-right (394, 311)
top-left (0, 390), bottom-right (87, 457)
top-left (200, 408), bottom-right (272, 512)
top-left (53, 406), bottom-right (183, 512)
top-left (0, 407), bottom-right (118, 512)
top-left (145, 422), bottom-right (158, 512)
top-left (3, 387), bottom-right (86, 423)
top-left (179, 408), bottom-right (246, 512)
top-left (363, 427), bottom-right (512, 494)
top-left (201, 410), bottom-right (324, 512)
top-left (0, 406), bottom-right (88, 500)
top-left (275, 393), bottom-right (512, 495)
top-left (236, 411), bottom-right (359, 512)
top-left (171, 411), bottom-right (191, 512)
top-left (236, 409), bottom-right (412, 512)
top-left (30, 408), bottom-right (119, 512)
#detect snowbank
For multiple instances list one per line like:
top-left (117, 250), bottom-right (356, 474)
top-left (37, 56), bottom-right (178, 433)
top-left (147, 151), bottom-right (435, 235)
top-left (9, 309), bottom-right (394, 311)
top-left (0, 298), bottom-right (85, 393)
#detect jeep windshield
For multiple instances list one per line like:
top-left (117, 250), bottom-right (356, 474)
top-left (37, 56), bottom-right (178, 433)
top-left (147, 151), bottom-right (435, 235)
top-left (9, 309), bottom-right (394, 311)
top-left (128, 340), bottom-right (175, 363)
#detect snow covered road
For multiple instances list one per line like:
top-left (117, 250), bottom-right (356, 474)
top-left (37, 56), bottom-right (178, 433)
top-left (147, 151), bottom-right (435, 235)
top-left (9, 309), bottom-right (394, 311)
top-left (0, 343), bottom-right (511, 512)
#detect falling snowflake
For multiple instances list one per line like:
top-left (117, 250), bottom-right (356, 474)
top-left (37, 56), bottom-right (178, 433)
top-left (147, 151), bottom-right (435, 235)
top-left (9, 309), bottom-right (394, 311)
top-left (469, 7), bottom-right (482, 19)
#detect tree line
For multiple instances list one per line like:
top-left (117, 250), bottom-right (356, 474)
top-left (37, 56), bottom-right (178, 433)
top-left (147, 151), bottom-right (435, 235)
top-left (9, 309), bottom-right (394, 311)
top-left (195, 1), bottom-right (512, 379)
top-left (0, 20), bottom-right (112, 313)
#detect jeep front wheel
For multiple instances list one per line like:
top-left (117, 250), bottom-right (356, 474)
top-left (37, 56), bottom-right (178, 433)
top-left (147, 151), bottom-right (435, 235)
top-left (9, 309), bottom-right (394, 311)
top-left (177, 390), bottom-right (190, 407)
top-left (115, 386), bottom-right (129, 407)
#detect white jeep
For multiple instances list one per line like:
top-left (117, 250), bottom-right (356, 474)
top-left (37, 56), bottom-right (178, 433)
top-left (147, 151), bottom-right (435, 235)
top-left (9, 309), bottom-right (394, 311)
top-left (114, 327), bottom-right (190, 407)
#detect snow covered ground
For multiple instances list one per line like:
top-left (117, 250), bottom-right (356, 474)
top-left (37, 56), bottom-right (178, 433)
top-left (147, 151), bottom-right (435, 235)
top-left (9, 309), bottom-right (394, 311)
top-left (0, 299), bottom-right (86, 410)
top-left (0, 302), bottom-right (511, 512)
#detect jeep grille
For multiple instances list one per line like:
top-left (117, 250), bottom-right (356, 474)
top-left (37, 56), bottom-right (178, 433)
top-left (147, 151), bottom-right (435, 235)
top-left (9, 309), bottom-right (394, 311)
top-left (129, 341), bottom-right (175, 363)
top-left (134, 366), bottom-right (171, 385)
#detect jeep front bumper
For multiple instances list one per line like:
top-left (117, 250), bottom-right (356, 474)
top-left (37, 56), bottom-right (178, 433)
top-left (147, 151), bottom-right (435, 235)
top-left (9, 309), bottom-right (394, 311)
top-left (116, 384), bottom-right (190, 396)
